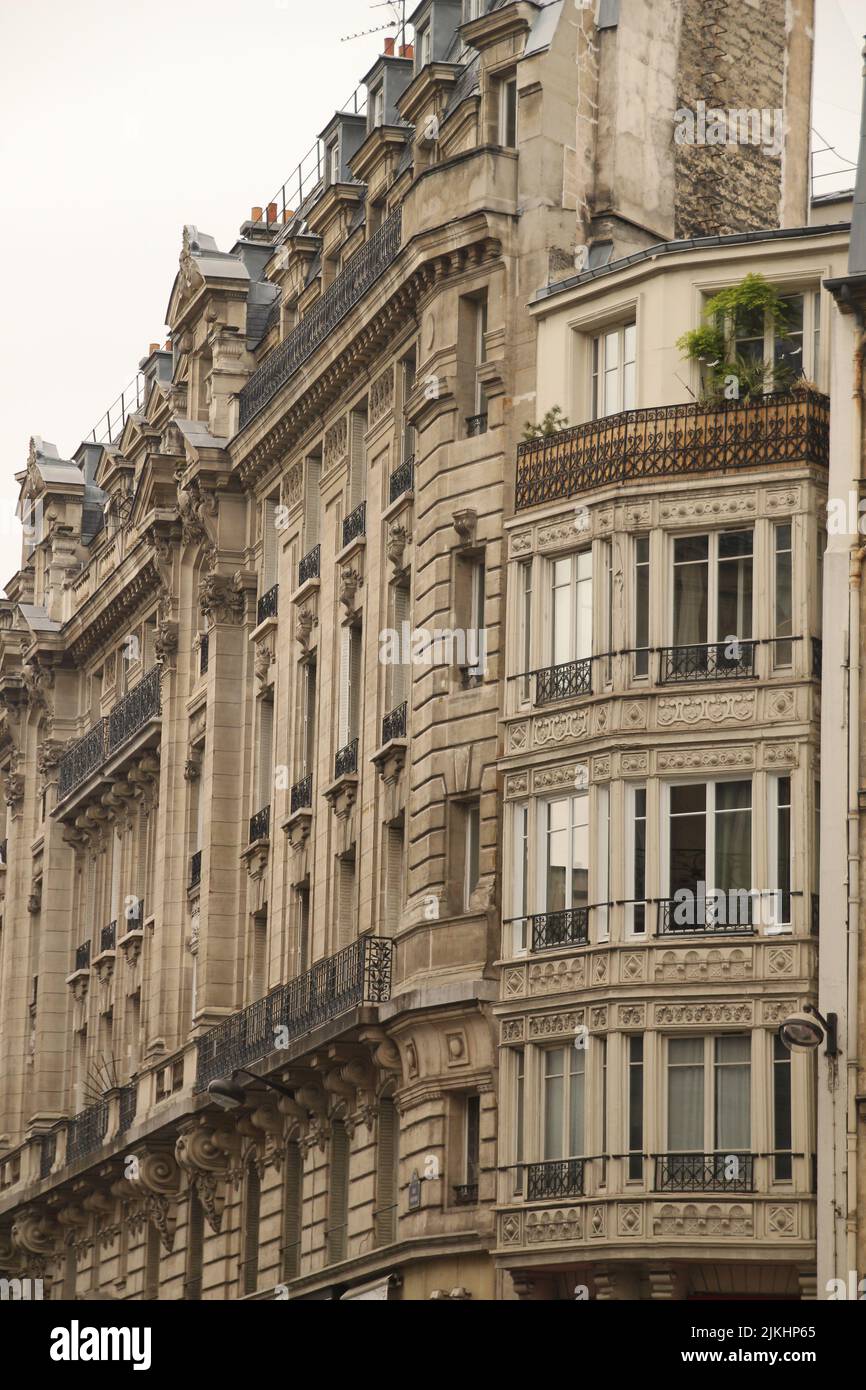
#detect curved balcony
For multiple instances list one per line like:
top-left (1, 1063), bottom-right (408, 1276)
top-left (515, 390), bottom-right (830, 511)
top-left (535, 658), bottom-right (592, 706)
top-left (59, 668), bottom-right (161, 803)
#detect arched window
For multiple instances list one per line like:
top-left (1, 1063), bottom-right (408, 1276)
top-left (375, 1096), bottom-right (399, 1246)
top-left (326, 1120), bottom-right (350, 1264)
top-left (241, 1159), bottom-right (261, 1295)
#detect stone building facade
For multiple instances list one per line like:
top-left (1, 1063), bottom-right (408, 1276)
top-left (0, 0), bottom-right (829, 1301)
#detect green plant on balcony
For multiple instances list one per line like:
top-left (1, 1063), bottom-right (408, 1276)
top-left (523, 405), bottom-right (570, 440)
top-left (677, 273), bottom-right (800, 403)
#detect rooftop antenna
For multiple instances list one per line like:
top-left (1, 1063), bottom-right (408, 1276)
top-left (340, 0), bottom-right (407, 48)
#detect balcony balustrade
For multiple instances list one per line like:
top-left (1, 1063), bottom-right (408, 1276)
top-left (100, 922), bottom-right (117, 954)
top-left (194, 936), bottom-right (394, 1091)
top-left (535, 658), bottom-right (592, 705)
top-left (59, 721), bottom-right (108, 800)
top-left (530, 909), bottom-right (590, 952)
top-left (239, 207), bottom-right (402, 428)
top-left (381, 701), bottom-right (408, 745)
top-left (66, 1099), bottom-right (109, 1164)
top-left (659, 641), bottom-right (756, 684)
top-left (656, 896), bottom-right (756, 936)
top-left (526, 1159), bottom-right (584, 1200)
top-left (389, 456), bottom-right (414, 504)
top-left (118, 1082), bottom-right (138, 1135)
top-left (290, 775), bottom-right (313, 814)
top-left (257, 584), bottom-right (279, 626)
top-left (453, 1184), bottom-right (478, 1206)
top-left (190, 851), bottom-right (202, 889)
top-left (299, 544), bottom-right (321, 586)
top-left (335, 739), bottom-right (359, 779)
top-left (342, 501), bottom-right (367, 549)
top-left (249, 806), bottom-right (271, 844)
top-left (515, 391), bottom-right (830, 511)
top-left (59, 668), bottom-right (161, 802)
top-left (74, 942), bottom-right (91, 973)
top-left (654, 1152), bottom-right (755, 1193)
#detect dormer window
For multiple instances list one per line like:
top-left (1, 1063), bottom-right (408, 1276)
top-left (417, 22), bottom-right (432, 68)
top-left (499, 75), bottom-right (518, 148)
top-left (372, 85), bottom-right (385, 129)
top-left (463, 0), bottom-right (485, 20)
top-left (329, 140), bottom-right (341, 186)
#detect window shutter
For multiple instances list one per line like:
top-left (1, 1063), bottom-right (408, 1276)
top-left (282, 1144), bottom-right (303, 1281)
top-left (374, 1098), bottom-right (398, 1246)
top-left (337, 856), bottom-right (356, 948)
top-left (304, 459), bottom-right (321, 550)
top-left (338, 627), bottom-right (351, 750)
top-left (242, 1162), bottom-right (261, 1295)
top-left (262, 499), bottom-right (278, 591)
top-left (327, 1121), bottom-right (350, 1263)
top-left (391, 584), bottom-right (409, 707)
top-left (349, 627), bottom-right (363, 740)
top-left (349, 410), bottom-right (367, 507)
top-left (258, 699), bottom-right (274, 809)
top-left (385, 824), bottom-right (404, 935)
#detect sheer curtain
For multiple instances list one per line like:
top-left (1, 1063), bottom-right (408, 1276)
top-left (714, 782), bottom-right (752, 892)
top-left (673, 539), bottom-right (708, 647)
top-left (668, 1038), bottom-right (704, 1150)
top-left (715, 1036), bottom-right (751, 1149)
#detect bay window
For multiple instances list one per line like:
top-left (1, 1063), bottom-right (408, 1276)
top-left (773, 522), bottom-right (793, 667)
top-left (666, 780), bottom-right (753, 931)
top-left (543, 1047), bottom-right (585, 1161)
top-left (541, 794), bottom-right (589, 916)
top-left (666, 1035), bottom-right (751, 1163)
top-left (670, 530), bottom-right (753, 678)
top-left (551, 551), bottom-right (592, 665)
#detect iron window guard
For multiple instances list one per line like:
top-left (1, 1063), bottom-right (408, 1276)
top-left (535, 658), bottom-right (593, 705)
top-left (291, 775), bottom-right (313, 814)
top-left (257, 584), bottom-right (279, 625)
top-left (381, 701), bottom-right (408, 744)
top-left (530, 908), bottom-right (590, 952)
top-left (335, 739), bottom-right (359, 779)
top-left (100, 922), bottom-right (117, 954)
top-left (526, 1158), bottom-right (585, 1200)
top-left (658, 641), bottom-right (756, 684)
top-left (190, 851), bottom-right (202, 889)
top-left (342, 501), bottom-right (367, 549)
top-left (299, 544), bottom-right (321, 586)
top-left (654, 1152), bottom-right (755, 1193)
top-left (74, 942), bottom-right (91, 973)
top-left (389, 456), bottom-right (415, 504)
top-left (249, 806), bottom-right (271, 844)
top-left (656, 896), bottom-right (757, 937)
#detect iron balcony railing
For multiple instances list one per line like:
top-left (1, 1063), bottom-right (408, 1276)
top-left (659, 641), bottom-right (756, 684)
top-left (382, 701), bottom-right (408, 745)
top-left (59, 720), bottom-right (108, 800)
top-left (194, 936), bottom-right (394, 1091)
top-left (239, 208), bottom-right (403, 428)
top-left (257, 584), bottom-right (279, 625)
top-left (291, 775), bottom-right (313, 814)
top-left (453, 1184), bottom-right (479, 1206)
top-left (190, 851), bottom-right (202, 889)
top-left (530, 909), bottom-right (590, 953)
top-left (67, 1100), bottom-right (110, 1164)
top-left (535, 658), bottom-right (592, 705)
top-left (654, 1152), bottom-right (755, 1193)
top-left (100, 922), bottom-right (117, 954)
top-left (342, 501), bottom-right (367, 549)
top-left (250, 806), bottom-right (271, 844)
top-left (656, 896), bottom-right (756, 936)
top-left (199, 633), bottom-right (209, 675)
top-left (527, 1159), bottom-right (585, 1200)
top-left (39, 1131), bottom-right (57, 1180)
top-left (812, 637), bottom-right (823, 680)
top-left (515, 391), bottom-right (830, 511)
top-left (299, 544), bottom-right (321, 586)
top-left (466, 412), bottom-right (488, 437)
top-left (389, 456), bottom-right (415, 504)
top-left (335, 739), bottom-right (359, 779)
top-left (74, 941), bottom-right (91, 973)
top-left (107, 666), bottom-right (161, 757)
top-left (118, 1082), bottom-right (138, 1135)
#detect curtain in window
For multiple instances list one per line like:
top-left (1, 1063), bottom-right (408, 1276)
top-left (714, 1036), bottom-right (751, 1150)
top-left (668, 1038), bottom-right (704, 1150)
top-left (714, 782), bottom-right (751, 892)
top-left (673, 538), bottom-right (708, 646)
top-left (569, 1051), bottom-right (585, 1157)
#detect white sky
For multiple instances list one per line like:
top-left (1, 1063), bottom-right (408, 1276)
top-left (0, 0), bottom-right (862, 587)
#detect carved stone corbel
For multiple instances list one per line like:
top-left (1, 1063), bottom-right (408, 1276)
top-left (175, 1117), bottom-right (239, 1234)
top-left (452, 508), bottom-right (477, 548)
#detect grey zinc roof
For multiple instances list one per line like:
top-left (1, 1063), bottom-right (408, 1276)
top-left (174, 418), bottom-right (230, 451)
top-left (19, 604), bottom-right (63, 634)
top-left (246, 280), bottom-right (281, 348)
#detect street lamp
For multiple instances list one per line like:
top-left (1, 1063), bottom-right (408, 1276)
top-left (778, 1004), bottom-right (839, 1056)
top-left (207, 1068), bottom-right (296, 1111)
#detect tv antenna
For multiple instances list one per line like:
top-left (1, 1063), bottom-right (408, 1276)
top-left (341, 1), bottom-right (408, 47)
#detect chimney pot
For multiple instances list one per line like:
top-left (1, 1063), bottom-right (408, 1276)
top-left (384, 36), bottom-right (395, 56)
top-left (400, 43), bottom-right (414, 59)
top-left (282, 208), bottom-right (295, 223)
top-left (251, 205), bottom-right (263, 223)
top-left (149, 342), bottom-right (160, 355)
top-left (267, 202), bottom-right (278, 223)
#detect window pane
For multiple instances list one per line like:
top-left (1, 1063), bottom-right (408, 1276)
top-left (715, 781), bottom-right (752, 897)
top-left (569, 1049), bottom-right (585, 1157)
top-left (668, 1038), bottom-right (704, 1150)
top-left (628, 1036), bottom-right (644, 1179)
top-left (572, 795), bottom-right (589, 910)
top-left (774, 524), bottom-right (793, 665)
top-left (773, 1036), bottom-right (792, 1180)
top-left (544, 1049), bottom-right (565, 1160)
top-left (546, 800), bottom-right (569, 912)
top-left (633, 787), bottom-right (647, 933)
top-left (635, 537), bottom-right (650, 675)
top-left (715, 1035), bottom-right (751, 1151)
top-left (717, 534), bottom-right (753, 643)
top-left (670, 783), bottom-right (707, 896)
top-left (673, 538), bottom-right (709, 646)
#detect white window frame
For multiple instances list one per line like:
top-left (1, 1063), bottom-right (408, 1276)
top-left (510, 802), bottom-right (530, 955)
top-left (596, 784), bottom-right (610, 941)
top-left (498, 74), bottom-right (518, 148)
top-left (669, 528), bottom-right (754, 648)
top-left (664, 1034), bottom-right (752, 1154)
top-left (329, 140), bottom-right (341, 185)
top-left (535, 792), bottom-right (590, 916)
top-left (662, 778), bottom-right (755, 910)
top-left (726, 286), bottom-right (820, 388)
top-left (547, 550), bottom-right (593, 668)
top-left (591, 321), bottom-right (636, 420)
top-left (626, 782), bottom-right (648, 938)
top-left (766, 773), bottom-right (793, 934)
top-left (542, 1046), bottom-right (586, 1162)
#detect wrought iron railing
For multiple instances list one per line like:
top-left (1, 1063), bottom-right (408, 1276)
top-left (453, 1184), bottom-right (479, 1206)
top-left (250, 806), bottom-right (271, 844)
top-left (107, 667), bottom-right (162, 757)
top-left (239, 208), bottom-right (403, 428)
top-left (812, 637), bottom-right (823, 680)
top-left (535, 659), bottom-right (592, 705)
top-left (199, 633), bottom-right (209, 675)
top-left (530, 909), bottom-right (590, 952)
top-left (67, 1100), bottom-right (110, 1164)
top-left (382, 701), bottom-right (408, 744)
top-left (39, 1131), bottom-right (57, 1179)
top-left (291, 775), bottom-right (313, 814)
top-left (342, 501), bottom-right (367, 549)
top-left (299, 544), bottom-right (321, 586)
top-left (526, 1159), bottom-right (584, 1200)
top-left (515, 391), bottom-right (830, 510)
top-left (74, 942), bottom-right (91, 973)
top-left (194, 936), bottom-right (394, 1091)
top-left (654, 1152), bottom-right (755, 1193)
top-left (59, 720), bottom-right (108, 800)
top-left (190, 851), bottom-right (202, 889)
top-left (466, 413), bottom-right (488, 437)
top-left (100, 922), bottom-right (117, 954)
top-left (335, 739), bottom-right (359, 779)
top-left (118, 1082), bottom-right (138, 1135)
top-left (659, 641), bottom-right (756, 683)
top-left (389, 456), bottom-right (415, 503)
top-left (656, 896), bottom-right (756, 936)
top-left (257, 584), bottom-right (279, 625)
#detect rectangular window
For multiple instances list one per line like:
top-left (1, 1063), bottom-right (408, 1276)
top-left (337, 625), bottom-right (363, 750)
top-left (591, 322), bottom-right (636, 420)
top-left (774, 523), bottom-right (793, 667)
top-left (303, 454), bottom-right (322, 552)
top-left (336, 854), bottom-right (356, 949)
top-left (499, 75), bottom-right (518, 147)
top-left (541, 794), bottom-right (589, 913)
top-left (418, 23), bottom-right (431, 66)
top-left (634, 536), bottom-right (650, 677)
top-left (668, 780), bottom-right (752, 913)
top-left (512, 803), bottom-right (529, 955)
top-left (596, 784), bottom-right (610, 941)
top-left (463, 801), bottom-right (481, 910)
top-left (667, 1036), bottom-right (751, 1152)
top-left (628, 1036), bottom-right (644, 1180)
top-left (544, 1047), bottom-right (585, 1160)
top-left (401, 350), bottom-right (417, 461)
top-left (602, 540), bottom-right (613, 683)
top-left (465, 1096), bottom-right (481, 1187)
top-left (329, 140), bottom-right (340, 185)
top-left (257, 698), bottom-right (274, 813)
top-left (474, 296), bottom-right (488, 417)
top-left (262, 497), bottom-right (279, 594)
top-left (667, 1037), bottom-right (705, 1151)
top-left (372, 85), bottom-right (385, 129)
top-left (774, 775), bottom-right (792, 928)
top-left (714, 1035), bottom-right (751, 1151)
top-left (550, 552), bottom-right (592, 666)
top-left (773, 1036), bottom-right (793, 1180)
top-left (302, 659), bottom-right (317, 778)
top-left (514, 1048), bottom-right (525, 1194)
top-left (672, 530), bottom-right (753, 657)
top-left (518, 559), bottom-right (532, 703)
top-left (630, 786), bottom-right (647, 935)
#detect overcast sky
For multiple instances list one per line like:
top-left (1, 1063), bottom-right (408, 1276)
top-left (0, 0), bottom-right (862, 583)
